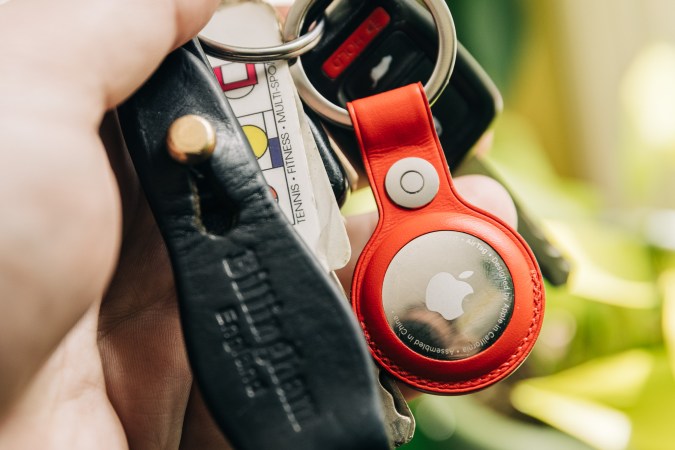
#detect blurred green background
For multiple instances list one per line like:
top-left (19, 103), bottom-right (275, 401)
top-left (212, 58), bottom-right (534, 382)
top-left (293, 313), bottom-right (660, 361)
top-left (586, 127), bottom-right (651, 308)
top-left (401, 1), bottom-right (675, 449)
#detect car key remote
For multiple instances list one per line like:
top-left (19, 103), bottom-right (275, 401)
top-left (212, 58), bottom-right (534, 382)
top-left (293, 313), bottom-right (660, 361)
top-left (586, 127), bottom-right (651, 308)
top-left (295, 0), bottom-right (501, 171)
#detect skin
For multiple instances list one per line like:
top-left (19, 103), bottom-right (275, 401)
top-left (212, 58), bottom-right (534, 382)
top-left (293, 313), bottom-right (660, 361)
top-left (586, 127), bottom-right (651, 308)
top-left (0, 1), bottom-right (516, 448)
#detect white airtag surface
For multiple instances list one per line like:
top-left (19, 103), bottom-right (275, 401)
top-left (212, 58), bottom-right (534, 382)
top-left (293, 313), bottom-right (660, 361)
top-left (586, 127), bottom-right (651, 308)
top-left (385, 158), bottom-right (440, 209)
top-left (383, 231), bottom-right (515, 361)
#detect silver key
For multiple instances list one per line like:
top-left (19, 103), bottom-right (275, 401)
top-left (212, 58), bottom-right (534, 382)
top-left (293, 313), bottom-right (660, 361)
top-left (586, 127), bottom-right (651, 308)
top-left (376, 366), bottom-right (416, 447)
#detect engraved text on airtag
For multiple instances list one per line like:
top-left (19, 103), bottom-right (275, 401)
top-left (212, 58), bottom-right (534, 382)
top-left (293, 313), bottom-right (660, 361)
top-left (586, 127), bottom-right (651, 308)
top-left (383, 232), bottom-right (515, 361)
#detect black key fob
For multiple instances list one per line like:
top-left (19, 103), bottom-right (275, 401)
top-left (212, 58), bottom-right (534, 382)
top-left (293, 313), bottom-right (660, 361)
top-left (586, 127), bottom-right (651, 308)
top-left (298, 0), bottom-right (501, 170)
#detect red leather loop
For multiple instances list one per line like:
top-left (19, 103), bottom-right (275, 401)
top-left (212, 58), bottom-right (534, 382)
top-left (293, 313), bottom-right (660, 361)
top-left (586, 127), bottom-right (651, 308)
top-left (348, 83), bottom-right (544, 394)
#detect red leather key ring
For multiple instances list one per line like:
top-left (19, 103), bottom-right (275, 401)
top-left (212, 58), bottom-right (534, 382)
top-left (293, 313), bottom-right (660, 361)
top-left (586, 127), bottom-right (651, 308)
top-left (348, 83), bottom-right (545, 394)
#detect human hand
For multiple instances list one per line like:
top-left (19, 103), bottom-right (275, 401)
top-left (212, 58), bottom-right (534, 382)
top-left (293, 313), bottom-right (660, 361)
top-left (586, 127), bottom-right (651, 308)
top-left (0, 1), bottom-right (516, 448)
top-left (0, 1), bottom-right (226, 448)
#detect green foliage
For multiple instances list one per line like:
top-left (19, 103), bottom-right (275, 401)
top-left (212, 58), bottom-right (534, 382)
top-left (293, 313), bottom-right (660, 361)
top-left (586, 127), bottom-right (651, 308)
top-left (400, 3), bottom-right (675, 449)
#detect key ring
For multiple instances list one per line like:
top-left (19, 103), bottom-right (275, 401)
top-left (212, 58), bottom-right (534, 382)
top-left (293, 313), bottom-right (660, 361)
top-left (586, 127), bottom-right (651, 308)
top-left (283, 0), bottom-right (458, 127)
top-left (198, 16), bottom-right (326, 62)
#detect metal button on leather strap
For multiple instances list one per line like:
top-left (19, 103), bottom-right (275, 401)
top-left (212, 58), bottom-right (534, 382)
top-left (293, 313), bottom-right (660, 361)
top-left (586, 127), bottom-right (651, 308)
top-left (385, 157), bottom-right (439, 208)
top-left (167, 114), bottom-right (216, 164)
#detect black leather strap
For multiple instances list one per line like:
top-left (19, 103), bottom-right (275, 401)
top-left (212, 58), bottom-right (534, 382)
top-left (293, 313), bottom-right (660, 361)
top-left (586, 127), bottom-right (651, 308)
top-left (118, 40), bottom-right (390, 450)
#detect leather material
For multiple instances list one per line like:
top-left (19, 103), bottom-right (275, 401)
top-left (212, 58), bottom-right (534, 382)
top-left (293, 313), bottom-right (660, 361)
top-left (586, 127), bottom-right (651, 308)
top-left (118, 40), bottom-right (390, 450)
top-left (348, 84), bottom-right (545, 394)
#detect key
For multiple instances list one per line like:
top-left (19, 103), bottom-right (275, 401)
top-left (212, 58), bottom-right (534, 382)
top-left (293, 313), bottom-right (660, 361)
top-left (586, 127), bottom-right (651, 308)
top-left (377, 368), bottom-right (416, 447)
top-left (456, 156), bottom-right (571, 286)
top-left (288, 0), bottom-right (570, 285)
top-left (303, 105), bottom-right (351, 206)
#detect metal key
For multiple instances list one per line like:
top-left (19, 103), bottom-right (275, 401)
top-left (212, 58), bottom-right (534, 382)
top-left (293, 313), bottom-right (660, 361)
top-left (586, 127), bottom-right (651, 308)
top-left (456, 156), bottom-right (571, 286)
top-left (377, 368), bottom-right (416, 447)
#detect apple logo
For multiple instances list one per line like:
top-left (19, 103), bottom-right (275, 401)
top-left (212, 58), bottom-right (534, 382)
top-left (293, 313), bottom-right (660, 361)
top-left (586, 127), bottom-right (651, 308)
top-left (425, 271), bottom-right (475, 320)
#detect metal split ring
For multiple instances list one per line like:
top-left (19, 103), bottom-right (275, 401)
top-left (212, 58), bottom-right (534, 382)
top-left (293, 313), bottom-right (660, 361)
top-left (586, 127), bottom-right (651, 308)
top-left (283, 0), bottom-right (458, 127)
top-left (198, 16), bottom-right (326, 63)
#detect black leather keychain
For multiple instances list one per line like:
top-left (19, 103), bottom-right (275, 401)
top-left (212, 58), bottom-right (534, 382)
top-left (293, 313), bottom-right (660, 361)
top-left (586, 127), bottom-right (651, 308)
top-left (117, 39), bottom-right (390, 450)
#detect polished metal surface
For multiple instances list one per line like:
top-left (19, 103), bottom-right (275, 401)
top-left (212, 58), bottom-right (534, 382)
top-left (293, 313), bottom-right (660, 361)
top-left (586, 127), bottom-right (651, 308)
top-left (199, 16), bottom-right (325, 62)
top-left (166, 115), bottom-right (216, 164)
top-left (376, 368), bottom-right (416, 447)
top-left (383, 231), bottom-right (515, 361)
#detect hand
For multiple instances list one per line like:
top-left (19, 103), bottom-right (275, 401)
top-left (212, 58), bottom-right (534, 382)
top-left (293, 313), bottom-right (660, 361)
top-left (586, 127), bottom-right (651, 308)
top-left (0, 1), bottom-right (226, 448)
top-left (0, 2), bottom-right (516, 449)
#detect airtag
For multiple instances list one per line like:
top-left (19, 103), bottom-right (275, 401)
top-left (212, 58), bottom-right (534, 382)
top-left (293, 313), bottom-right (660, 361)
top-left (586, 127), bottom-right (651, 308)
top-left (348, 84), bottom-right (544, 394)
top-left (383, 231), bottom-right (514, 361)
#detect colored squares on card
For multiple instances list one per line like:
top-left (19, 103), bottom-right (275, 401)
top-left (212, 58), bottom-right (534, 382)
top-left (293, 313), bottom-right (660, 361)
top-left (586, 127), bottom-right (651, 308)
top-left (268, 137), bottom-right (283, 169)
top-left (243, 125), bottom-right (268, 159)
top-left (214, 63), bottom-right (258, 99)
top-left (269, 186), bottom-right (279, 203)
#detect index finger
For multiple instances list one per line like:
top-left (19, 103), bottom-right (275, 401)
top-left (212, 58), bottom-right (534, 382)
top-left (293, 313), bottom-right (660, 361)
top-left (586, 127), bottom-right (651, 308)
top-left (0, 0), bottom-right (219, 116)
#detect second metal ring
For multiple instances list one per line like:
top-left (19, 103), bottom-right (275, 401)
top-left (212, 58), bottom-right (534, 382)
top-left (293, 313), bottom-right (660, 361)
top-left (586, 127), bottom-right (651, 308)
top-left (198, 16), bottom-right (326, 63)
top-left (283, 0), bottom-right (458, 127)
